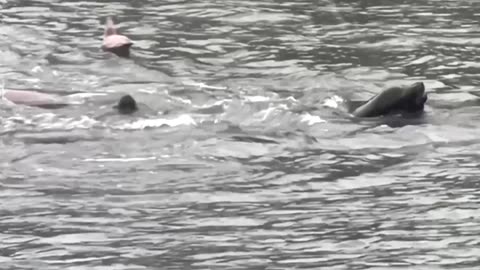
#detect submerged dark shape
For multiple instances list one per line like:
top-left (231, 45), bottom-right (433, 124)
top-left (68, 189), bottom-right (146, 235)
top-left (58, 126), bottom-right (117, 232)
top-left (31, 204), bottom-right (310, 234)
top-left (352, 82), bottom-right (427, 118)
top-left (114, 94), bottom-right (138, 114)
top-left (101, 16), bottom-right (133, 58)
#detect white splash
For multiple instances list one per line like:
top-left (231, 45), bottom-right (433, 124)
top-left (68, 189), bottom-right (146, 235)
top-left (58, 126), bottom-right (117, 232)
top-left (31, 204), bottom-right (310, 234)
top-left (322, 95), bottom-right (344, 109)
top-left (244, 95), bottom-right (271, 102)
top-left (286, 96), bottom-right (298, 102)
top-left (36, 115), bottom-right (98, 129)
top-left (258, 107), bottom-right (277, 121)
top-left (113, 114), bottom-right (196, 130)
top-left (408, 55), bottom-right (436, 65)
top-left (182, 81), bottom-right (227, 90)
top-left (169, 95), bottom-right (192, 105)
top-left (300, 113), bottom-right (326, 125)
top-left (31, 66), bottom-right (43, 73)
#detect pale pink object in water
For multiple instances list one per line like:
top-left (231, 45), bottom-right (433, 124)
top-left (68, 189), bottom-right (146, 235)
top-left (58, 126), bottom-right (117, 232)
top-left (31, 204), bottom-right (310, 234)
top-left (2, 89), bottom-right (68, 109)
top-left (102, 17), bottom-right (133, 57)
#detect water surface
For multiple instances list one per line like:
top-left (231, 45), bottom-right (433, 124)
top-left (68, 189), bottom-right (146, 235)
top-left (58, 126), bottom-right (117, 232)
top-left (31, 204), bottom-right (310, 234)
top-left (1, 0), bottom-right (480, 269)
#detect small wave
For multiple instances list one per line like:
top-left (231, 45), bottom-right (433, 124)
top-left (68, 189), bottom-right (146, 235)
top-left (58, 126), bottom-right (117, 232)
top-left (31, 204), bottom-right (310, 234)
top-left (182, 81), bottom-right (227, 90)
top-left (111, 114), bottom-right (196, 130)
top-left (2, 114), bottom-right (98, 131)
top-left (217, 11), bottom-right (309, 24)
top-left (192, 99), bottom-right (228, 109)
top-left (36, 115), bottom-right (98, 130)
top-left (83, 156), bottom-right (158, 162)
top-left (14, 130), bottom-right (99, 144)
top-left (354, 36), bottom-right (425, 51)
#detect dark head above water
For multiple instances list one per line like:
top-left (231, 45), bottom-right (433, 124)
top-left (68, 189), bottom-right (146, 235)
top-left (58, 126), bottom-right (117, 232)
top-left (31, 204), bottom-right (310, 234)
top-left (114, 94), bottom-right (138, 114)
top-left (352, 81), bottom-right (428, 118)
top-left (400, 82), bottom-right (427, 112)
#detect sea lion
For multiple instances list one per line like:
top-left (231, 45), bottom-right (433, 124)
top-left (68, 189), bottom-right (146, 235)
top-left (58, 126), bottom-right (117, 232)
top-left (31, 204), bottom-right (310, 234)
top-left (352, 82), bottom-right (427, 118)
top-left (113, 94), bottom-right (138, 114)
top-left (101, 17), bottom-right (133, 58)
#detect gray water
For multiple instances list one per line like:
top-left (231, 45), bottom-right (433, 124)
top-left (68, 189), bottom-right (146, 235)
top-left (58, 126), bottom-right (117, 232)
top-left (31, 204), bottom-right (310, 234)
top-left (1, 0), bottom-right (480, 269)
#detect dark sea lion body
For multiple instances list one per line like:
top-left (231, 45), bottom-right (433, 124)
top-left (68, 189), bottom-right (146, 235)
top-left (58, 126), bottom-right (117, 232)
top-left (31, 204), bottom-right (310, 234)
top-left (352, 82), bottom-right (427, 118)
top-left (103, 45), bottom-right (132, 58)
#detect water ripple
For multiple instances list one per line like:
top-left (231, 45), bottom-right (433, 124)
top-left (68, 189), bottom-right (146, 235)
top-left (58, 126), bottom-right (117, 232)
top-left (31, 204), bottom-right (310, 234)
top-left (0, 0), bottom-right (480, 269)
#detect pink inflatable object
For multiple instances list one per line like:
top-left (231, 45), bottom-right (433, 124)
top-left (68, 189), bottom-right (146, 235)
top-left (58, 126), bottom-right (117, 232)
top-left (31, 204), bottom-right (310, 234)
top-left (101, 17), bottom-right (133, 58)
top-left (2, 90), bottom-right (68, 109)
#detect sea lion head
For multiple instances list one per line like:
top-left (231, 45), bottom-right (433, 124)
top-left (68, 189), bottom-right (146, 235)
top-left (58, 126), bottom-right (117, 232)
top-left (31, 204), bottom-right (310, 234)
top-left (398, 82), bottom-right (427, 113)
top-left (351, 81), bottom-right (428, 118)
top-left (114, 94), bottom-right (138, 114)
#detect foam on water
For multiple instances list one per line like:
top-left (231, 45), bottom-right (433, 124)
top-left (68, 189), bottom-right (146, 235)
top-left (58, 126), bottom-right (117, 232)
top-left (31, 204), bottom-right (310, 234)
top-left (112, 114), bottom-right (197, 130)
top-left (322, 95), bottom-right (344, 109)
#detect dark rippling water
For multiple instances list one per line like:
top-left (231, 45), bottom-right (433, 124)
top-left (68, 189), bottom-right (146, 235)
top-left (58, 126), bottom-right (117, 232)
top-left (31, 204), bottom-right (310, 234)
top-left (1, 0), bottom-right (480, 269)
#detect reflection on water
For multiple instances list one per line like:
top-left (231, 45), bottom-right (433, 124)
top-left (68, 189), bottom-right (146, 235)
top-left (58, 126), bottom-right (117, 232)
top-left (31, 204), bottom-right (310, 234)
top-left (1, 0), bottom-right (480, 269)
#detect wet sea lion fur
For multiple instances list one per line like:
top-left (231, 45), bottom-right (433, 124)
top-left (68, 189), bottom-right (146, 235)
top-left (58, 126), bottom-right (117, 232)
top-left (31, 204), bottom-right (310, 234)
top-left (113, 94), bottom-right (138, 114)
top-left (352, 82), bottom-right (427, 118)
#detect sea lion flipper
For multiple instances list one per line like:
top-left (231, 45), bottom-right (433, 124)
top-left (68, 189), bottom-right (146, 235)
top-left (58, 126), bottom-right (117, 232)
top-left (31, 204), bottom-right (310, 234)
top-left (104, 16), bottom-right (117, 37)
